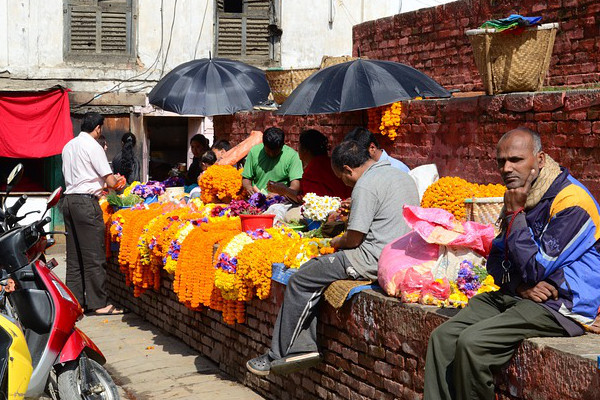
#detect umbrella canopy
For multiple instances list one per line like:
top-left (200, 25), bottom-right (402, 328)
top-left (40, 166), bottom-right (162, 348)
top-left (149, 58), bottom-right (271, 116)
top-left (276, 59), bottom-right (451, 115)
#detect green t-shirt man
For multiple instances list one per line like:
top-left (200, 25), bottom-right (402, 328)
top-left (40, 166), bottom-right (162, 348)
top-left (242, 143), bottom-right (303, 191)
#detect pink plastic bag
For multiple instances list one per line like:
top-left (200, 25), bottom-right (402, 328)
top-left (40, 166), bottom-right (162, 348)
top-left (378, 205), bottom-right (496, 299)
top-left (403, 205), bottom-right (495, 255)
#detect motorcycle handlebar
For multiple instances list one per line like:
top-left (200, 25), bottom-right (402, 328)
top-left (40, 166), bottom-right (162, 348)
top-left (34, 217), bottom-right (51, 232)
top-left (6, 194), bottom-right (27, 217)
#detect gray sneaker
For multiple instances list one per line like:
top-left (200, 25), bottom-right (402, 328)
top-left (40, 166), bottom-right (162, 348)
top-left (246, 353), bottom-right (272, 376)
top-left (270, 352), bottom-right (322, 375)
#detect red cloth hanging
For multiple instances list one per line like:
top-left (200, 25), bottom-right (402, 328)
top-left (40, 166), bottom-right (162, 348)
top-left (0, 89), bottom-right (73, 158)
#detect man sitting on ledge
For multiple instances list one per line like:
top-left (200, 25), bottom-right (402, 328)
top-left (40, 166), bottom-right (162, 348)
top-left (424, 127), bottom-right (600, 400)
top-left (246, 139), bottom-right (419, 376)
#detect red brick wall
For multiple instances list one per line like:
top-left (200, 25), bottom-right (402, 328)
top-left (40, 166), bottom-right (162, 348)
top-left (213, 90), bottom-right (600, 200)
top-left (353, 0), bottom-right (600, 91)
top-left (352, 0), bottom-right (600, 92)
top-left (106, 258), bottom-right (600, 400)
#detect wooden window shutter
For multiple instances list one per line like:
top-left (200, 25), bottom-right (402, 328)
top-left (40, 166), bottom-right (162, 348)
top-left (216, 0), bottom-right (271, 66)
top-left (216, 0), bottom-right (243, 58)
top-left (100, 1), bottom-right (131, 54)
top-left (245, 0), bottom-right (269, 59)
top-left (68, 1), bottom-right (99, 53)
top-left (66, 0), bottom-right (133, 59)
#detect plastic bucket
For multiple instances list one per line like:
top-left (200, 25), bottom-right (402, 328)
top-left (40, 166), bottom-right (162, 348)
top-left (240, 214), bottom-right (275, 231)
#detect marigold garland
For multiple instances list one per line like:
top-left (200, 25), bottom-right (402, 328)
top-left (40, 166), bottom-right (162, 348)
top-left (198, 165), bottom-right (245, 203)
top-left (117, 203), bottom-right (166, 296)
top-left (236, 227), bottom-right (300, 301)
top-left (173, 217), bottom-right (241, 311)
top-left (367, 101), bottom-right (403, 141)
top-left (421, 177), bottom-right (506, 220)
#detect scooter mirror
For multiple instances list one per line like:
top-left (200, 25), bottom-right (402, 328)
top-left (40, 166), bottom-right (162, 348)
top-left (6, 164), bottom-right (24, 196)
top-left (46, 187), bottom-right (62, 209)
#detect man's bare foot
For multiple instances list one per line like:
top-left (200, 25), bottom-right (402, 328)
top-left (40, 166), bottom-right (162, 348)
top-left (90, 304), bottom-right (128, 315)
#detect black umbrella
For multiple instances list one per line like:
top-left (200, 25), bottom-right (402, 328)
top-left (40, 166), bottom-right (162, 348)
top-left (149, 58), bottom-right (271, 116)
top-left (276, 59), bottom-right (451, 115)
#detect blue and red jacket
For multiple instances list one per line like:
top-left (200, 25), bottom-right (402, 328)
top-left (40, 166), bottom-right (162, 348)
top-left (487, 168), bottom-right (600, 332)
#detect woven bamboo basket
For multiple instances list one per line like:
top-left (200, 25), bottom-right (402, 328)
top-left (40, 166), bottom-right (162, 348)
top-left (464, 197), bottom-right (504, 227)
top-left (466, 22), bottom-right (559, 95)
top-left (265, 68), bottom-right (319, 105)
top-left (319, 55), bottom-right (358, 69)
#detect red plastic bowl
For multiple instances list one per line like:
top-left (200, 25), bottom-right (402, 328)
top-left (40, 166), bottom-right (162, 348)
top-left (240, 214), bottom-right (275, 231)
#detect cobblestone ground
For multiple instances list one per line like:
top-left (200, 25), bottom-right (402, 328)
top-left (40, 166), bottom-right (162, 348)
top-left (44, 245), bottom-right (264, 400)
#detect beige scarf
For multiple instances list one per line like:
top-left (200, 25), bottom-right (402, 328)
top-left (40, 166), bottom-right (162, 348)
top-left (499, 155), bottom-right (561, 230)
top-left (524, 155), bottom-right (561, 210)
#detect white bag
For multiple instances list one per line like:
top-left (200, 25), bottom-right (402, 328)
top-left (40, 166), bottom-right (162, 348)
top-left (409, 164), bottom-right (439, 202)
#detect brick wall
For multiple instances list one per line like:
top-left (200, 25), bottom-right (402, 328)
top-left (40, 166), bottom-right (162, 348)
top-left (106, 257), bottom-right (599, 400)
top-left (352, 0), bottom-right (600, 92)
top-left (213, 90), bottom-right (600, 200)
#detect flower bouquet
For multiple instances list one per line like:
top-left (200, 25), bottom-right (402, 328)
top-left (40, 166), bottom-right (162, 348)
top-left (132, 181), bottom-right (166, 202)
top-left (448, 260), bottom-right (499, 307)
top-left (301, 193), bottom-right (342, 231)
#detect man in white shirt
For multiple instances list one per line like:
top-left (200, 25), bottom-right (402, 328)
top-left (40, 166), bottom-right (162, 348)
top-left (344, 126), bottom-right (410, 173)
top-left (61, 112), bottom-right (125, 315)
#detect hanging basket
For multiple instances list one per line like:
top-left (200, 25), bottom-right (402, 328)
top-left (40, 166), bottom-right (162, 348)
top-left (466, 22), bottom-right (559, 95)
top-left (266, 68), bottom-right (319, 105)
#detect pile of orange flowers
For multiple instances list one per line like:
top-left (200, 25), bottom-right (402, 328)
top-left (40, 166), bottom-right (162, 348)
top-left (198, 165), bottom-right (245, 203)
top-left (421, 177), bottom-right (505, 220)
top-left (367, 101), bottom-right (403, 141)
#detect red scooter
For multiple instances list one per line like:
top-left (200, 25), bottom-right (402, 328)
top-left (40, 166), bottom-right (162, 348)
top-left (0, 164), bottom-right (118, 399)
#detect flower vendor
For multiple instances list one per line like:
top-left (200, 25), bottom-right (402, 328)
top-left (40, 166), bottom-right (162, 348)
top-left (267, 129), bottom-right (351, 203)
top-left (241, 127), bottom-right (303, 195)
top-left (425, 127), bottom-right (600, 400)
top-left (246, 138), bottom-right (419, 376)
top-left (211, 139), bottom-right (231, 162)
top-left (61, 112), bottom-right (127, 316)
top-left (344, 126), bottom-right (410, 173)
top-left (184, 133), bottom-right (210, 191)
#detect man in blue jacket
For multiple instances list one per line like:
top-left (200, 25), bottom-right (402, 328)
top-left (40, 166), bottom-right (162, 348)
top-left (424, 127), bottom-right (600, 400)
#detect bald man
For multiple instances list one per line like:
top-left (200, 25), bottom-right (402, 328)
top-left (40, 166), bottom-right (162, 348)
top-left (424, 127), bottom-right (600, 400)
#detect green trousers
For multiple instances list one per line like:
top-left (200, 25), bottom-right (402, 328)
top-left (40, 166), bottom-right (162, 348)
top-left (423, 291), bottom-right (568, 400)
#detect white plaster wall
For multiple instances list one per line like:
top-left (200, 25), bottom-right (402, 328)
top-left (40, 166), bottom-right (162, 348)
top-left (279, 0), bottom-right (457, 68)
top-left (400, 0), bottom-right (457, 14)
top-left (0, 0), bottom-right (458, 92)
top-left (0, 0), bottom-right (215, 93)
top-left (280, 0), bottom-right (401, 68)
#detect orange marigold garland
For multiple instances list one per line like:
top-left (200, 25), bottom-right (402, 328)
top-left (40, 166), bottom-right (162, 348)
top-left (379, 102), bottom-right (402, 140)
top-left (421, 177), bottom-right (506, 220)
top-left (117, 203), bottom-right (165, 296)
top-left (173, 217), bottom-right (241, 310)
top-left (367, 101), bottom-right (403, 141)
top-left (198, 165), bottom-right (245, 203)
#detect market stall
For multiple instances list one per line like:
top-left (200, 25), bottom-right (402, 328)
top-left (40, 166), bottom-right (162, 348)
top-left (102, 162), bottom-right (508, 326)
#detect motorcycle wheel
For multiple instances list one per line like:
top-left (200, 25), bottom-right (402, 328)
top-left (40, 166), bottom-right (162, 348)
top-left (57, 359), bottom-right (119, 399)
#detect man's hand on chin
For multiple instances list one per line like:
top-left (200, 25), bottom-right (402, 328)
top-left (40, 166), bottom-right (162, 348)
top-left (504, 168), bottom-right (535, 212)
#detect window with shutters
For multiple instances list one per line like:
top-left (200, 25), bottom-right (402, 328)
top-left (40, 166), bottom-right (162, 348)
top-left (64, 0), bottom-right (136, 62)
top-left (216, 0), bottom-right (278, 67)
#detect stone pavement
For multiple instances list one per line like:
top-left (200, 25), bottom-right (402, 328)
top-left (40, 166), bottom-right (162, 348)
top-left (46, 245), bottom-right (264, 400)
